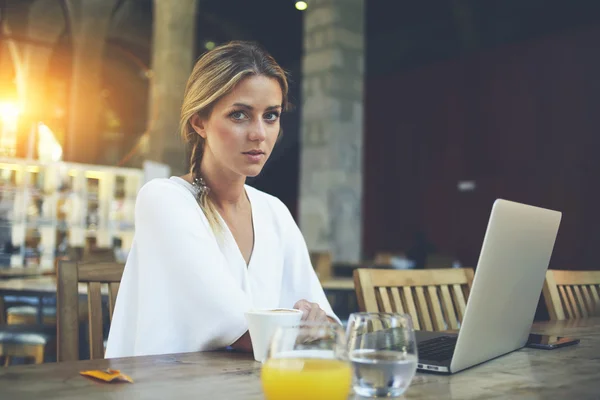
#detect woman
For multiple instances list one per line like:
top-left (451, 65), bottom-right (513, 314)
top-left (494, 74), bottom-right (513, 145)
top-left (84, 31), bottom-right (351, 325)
top-left (105, 41), bottom-right (338, 358)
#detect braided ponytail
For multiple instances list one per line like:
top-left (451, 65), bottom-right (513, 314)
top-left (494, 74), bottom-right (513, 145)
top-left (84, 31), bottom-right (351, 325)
top-left (188, 136), bottom-right (221, 232)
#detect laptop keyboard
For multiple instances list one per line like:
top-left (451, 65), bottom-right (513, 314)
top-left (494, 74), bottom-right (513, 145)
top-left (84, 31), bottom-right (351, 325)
top-left (418, 336), bottom-right (458, 362)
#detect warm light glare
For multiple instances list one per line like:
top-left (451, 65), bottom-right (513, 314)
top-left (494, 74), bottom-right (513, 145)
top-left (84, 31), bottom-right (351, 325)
top-left (295, 1), bottom-right (308, 11)
top-left (0, 102), bottom-right (21, 157)
top-left (25, 166), bottom-right (40, 173)
top-left (0, 163), bottom-right (18, 171)
top-left (37, 123), bottom-right (63, 162)
top-left (205, 41), bottom-right (216, 50)
top-left (0, 102), bottom-right (21, 125)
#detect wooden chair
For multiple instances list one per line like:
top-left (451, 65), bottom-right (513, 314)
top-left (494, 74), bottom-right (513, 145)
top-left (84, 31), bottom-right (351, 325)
top-left (6, 301), bottom-right (89, 326)
top-left (6, 306), bottom-right (57, 325)
top-left (57, 261), bottom-right (124, 361)
top-left (0, 324), bottom-right (55, 365)
top-left (542, 270), bottom-right (600, 320)
top-left (5, 258), bottom-right (88, 326)
top-left (354, 268), bottom-right (474, 331)
top-left (0, 260), bottom-right (66, 365)
top-left (83, 248), bottom-right (117, 263)
top-left (0, 297), bottom-right (55, 366)
top-left (310, 252), bottom-right (333, 280)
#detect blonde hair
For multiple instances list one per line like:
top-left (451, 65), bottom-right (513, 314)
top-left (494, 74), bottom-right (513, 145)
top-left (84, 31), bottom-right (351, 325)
top-left (180, 41), bottom-right (290, 232)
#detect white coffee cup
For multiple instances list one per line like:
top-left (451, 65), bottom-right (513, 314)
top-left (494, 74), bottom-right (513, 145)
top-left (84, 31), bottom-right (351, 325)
top-left (244, 308), bottom-right (303, 362)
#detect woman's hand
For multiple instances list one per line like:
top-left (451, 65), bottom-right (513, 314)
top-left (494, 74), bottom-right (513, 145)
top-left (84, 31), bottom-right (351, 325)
top-left (293, 299), bottom-right (330, 322)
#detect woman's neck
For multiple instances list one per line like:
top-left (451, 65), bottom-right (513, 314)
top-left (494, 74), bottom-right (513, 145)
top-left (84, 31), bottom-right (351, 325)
top-left (182, 157), bottom-right (247, 211)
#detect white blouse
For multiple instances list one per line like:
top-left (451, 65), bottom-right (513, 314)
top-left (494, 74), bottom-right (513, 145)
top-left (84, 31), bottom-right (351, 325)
top-left (105, 177), bottom-right (337, 358)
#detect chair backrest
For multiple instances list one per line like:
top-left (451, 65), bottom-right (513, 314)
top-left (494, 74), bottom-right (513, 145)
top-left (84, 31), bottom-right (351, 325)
top-left (353, 268), bottom-right (474, 331)
top-left (57, 260), bottom-right (124, 361)
top-left (84, 248), bottom-right (117, 263)
top-left (542, 270), bottom-right (600, 320)
top-left (310, 252), bottom-right (332, 280)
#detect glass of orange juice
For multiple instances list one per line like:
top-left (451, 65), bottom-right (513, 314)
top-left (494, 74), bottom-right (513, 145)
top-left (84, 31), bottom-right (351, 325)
top-left (261, 322), bottom-right (352, 400)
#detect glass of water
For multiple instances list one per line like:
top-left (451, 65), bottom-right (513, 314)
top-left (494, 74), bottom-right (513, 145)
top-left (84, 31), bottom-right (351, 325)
top-left (346, 313), bottom-right (418, 397)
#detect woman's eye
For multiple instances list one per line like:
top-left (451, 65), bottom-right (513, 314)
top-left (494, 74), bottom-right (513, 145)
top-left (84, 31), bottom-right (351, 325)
top-left (264, 112), bottom-right (280, 122)
top-left (230, 111), bottom-right (247, 120)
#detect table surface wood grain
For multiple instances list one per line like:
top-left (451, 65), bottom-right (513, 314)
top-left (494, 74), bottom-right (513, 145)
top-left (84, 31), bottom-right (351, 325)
top-left (1, 318), bottom-right (599, 399)
top-left (0, 276), bottom-right (107, 296)
top-left (0, 267), bottom-right (53, 279)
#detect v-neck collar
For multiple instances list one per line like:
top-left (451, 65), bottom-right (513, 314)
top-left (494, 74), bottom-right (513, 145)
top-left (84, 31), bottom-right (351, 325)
top-left (169, 177), bottom-right (259, 270)
top-left (216, 185), bottom-right (258, 269)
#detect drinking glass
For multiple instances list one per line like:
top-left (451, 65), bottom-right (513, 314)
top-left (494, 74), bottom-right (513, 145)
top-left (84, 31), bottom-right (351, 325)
top-left (346, 313), bottom-right (418, 397)
top-left (261, 322), bottom-right (352, 400)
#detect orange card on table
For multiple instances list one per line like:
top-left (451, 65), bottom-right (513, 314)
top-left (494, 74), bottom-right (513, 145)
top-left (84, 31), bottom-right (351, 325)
top-left (80, 368), bottom-right (134, 383)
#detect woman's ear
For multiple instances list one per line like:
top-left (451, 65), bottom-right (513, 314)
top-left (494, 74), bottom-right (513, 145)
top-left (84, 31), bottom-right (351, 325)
top-left (190, 114), bottom-right (207, 139)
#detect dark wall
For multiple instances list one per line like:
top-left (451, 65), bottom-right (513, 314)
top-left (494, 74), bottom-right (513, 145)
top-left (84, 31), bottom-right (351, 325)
top-left (363, 25), bottom-right (600, 270)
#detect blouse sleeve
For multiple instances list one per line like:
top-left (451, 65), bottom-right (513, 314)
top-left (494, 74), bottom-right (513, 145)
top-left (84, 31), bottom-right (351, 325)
top-left (275, 200), bottom-right (341, 324)
top-left (105, 179), bottom-right (250, 358)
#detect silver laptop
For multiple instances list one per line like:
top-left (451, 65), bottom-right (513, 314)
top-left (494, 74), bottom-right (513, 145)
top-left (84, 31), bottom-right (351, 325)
top-left (416, 199), bottom-right (562, 374)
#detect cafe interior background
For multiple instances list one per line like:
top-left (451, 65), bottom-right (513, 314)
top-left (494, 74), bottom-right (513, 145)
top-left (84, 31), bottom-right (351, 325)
top-left (0, 0), bottom-right (599, 365)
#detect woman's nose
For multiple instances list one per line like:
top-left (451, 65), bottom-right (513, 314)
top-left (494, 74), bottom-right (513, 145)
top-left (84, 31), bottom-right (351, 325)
top-left (248, 119), bottom-right (267, 141)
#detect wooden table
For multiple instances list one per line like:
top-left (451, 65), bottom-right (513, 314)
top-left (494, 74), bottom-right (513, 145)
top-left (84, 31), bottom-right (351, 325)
top-left (1, 318), bottom-right (599, 399)
top-left (321, 278), bottom-right (354, 291)
top-left (0, 277), bottom-right (108, 323)
top-left (0, 267), bottom-right (54, 279)
top-left (0, 276), bottom-right (106, 296)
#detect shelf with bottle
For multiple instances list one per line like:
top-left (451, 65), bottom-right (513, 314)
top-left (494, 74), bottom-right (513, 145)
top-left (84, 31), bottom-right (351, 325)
top-left (0, 157), bottom-right (144, 268)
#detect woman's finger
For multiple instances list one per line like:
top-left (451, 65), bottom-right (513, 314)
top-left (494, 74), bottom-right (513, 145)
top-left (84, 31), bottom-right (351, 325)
top-left (317, 309), bottom-right (327, 322)
top-left (294, 299), bottom-right (310, 320)
top-left (307, 303), bottom-right (321, 321)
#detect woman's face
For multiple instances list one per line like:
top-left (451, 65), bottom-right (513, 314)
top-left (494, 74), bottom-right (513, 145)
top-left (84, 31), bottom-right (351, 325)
top-left (192, 75), bottom-right (283, 178)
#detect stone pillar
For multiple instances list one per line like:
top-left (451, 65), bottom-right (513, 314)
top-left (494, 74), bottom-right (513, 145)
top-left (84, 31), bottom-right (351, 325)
top-left (1, 1), bottom-right (29, 157)
top-left (147, 0), bottom-right (198, 176)
top-left (9, 0), bottom-right (65, 161)
top-left (21, 0), bottom-right (64, 122)
top-left (0, 43), bottom-right (15, 99)
top-left (299, 0), bottom-right (365, 263)
top-left (64, 0), bottom-right (118, 164)
top-left (0, 1), bottom-right (28, 99)
top-left (0, 41), bottom-right (19, 157)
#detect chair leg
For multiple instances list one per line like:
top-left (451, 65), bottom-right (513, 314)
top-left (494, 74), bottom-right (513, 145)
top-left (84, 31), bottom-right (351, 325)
top-left (33, 345), bottom-right (45, 364)
top-left (0, 296), bottom-right (5, 325)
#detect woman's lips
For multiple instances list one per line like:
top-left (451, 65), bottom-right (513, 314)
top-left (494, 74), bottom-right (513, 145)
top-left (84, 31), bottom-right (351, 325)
top-left (242, 150), bottom-right (265, 163)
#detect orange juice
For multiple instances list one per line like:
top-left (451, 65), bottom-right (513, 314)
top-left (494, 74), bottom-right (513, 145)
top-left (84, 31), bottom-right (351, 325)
top-left (261, 358), bottom-right (352, 400)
